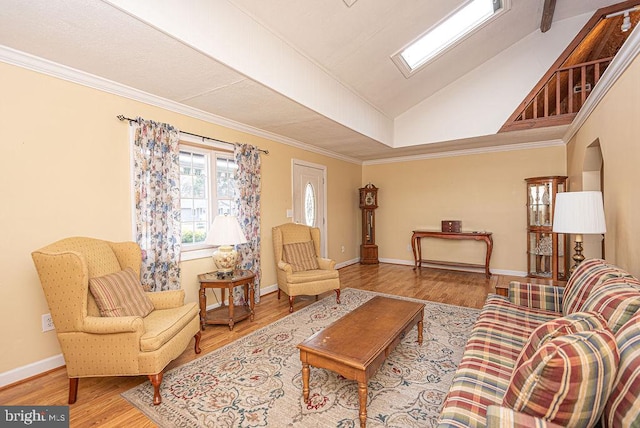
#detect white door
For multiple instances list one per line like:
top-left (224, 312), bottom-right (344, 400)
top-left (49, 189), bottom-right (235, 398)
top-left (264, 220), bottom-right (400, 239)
top-left (292, 160), bottom-right (327, 256)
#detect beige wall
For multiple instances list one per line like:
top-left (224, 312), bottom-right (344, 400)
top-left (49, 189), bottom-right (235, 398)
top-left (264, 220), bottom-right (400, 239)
top-left (5, 51), bottom-right (635, 381)
top-left (566, 54), bottom-right (640, 277)
top-left (362, 146), bottom-right (566, 272)
top-left (0, 62), bottom-right (361, 374)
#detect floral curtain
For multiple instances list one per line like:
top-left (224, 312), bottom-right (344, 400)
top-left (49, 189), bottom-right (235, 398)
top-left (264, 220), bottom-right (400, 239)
top-left (233, 143), bottom-right (262, 304)
top-left (132, 117), bottom-right (182, 291)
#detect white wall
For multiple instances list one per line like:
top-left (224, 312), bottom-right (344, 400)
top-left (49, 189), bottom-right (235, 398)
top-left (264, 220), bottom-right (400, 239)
top-left (104, 0), bottom-right (394, 145)
top-left (394, 13), bottom-right (592, 146)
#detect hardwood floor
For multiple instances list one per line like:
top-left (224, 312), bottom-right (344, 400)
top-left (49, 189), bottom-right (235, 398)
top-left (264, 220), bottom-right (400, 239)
top-left (0, 263), bottom-right (497, 427)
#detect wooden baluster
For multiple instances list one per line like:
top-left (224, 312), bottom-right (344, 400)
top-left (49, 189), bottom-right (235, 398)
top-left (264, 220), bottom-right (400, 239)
top-left (581, 65), bottom-right (587, 107)
top-left (568, 70), bottom-right (573, 114)
top-left (544, 85), bottom-right (549, 118)
top-left (555, 72), bottom-right (561, 116)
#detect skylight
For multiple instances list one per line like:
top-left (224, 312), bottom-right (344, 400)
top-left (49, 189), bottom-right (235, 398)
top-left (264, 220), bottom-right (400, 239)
top-left (392, 0), bottom-right (508, 78)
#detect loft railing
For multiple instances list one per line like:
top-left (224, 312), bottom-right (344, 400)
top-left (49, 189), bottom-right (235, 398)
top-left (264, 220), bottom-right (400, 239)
top-left (502, 56), bottom-right (613, 131)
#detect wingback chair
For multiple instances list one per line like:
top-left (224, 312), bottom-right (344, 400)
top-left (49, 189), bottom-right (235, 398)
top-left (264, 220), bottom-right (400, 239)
top-left (31, 237), bottom-right (201, 406)
top-left (272, 223), bottom-right (340, 312)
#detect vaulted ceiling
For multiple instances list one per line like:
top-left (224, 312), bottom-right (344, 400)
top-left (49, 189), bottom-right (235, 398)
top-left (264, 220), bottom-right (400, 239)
top-left (0, 0), bottom-right (627, 162)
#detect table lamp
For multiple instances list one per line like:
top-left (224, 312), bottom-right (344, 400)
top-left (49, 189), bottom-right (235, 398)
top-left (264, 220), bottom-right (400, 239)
top-left (553, 191), bottom-right (606, 275)
top-left (205, 214), bottom-right (248, 278)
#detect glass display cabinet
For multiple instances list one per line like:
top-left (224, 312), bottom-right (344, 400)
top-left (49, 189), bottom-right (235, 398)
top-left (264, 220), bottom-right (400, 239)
top-left (526, 176), bottom-right (569, 280)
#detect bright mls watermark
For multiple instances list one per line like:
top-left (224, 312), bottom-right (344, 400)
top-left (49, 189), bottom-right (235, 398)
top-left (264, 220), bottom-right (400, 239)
top-left (1, 406), bottom-right (69, 427)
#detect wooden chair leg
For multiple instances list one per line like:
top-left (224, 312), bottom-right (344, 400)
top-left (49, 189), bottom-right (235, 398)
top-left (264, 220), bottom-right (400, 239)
top-left (194, 331), bottom-right (202, 354)
top-left (289, 296), bottom-right (295, 313)
top-left (149, 373), bottom-right (163, 405)
top-left (335, 289), bottom-right (341, 304)
top-left (68, 378), bottom-right (78, 404)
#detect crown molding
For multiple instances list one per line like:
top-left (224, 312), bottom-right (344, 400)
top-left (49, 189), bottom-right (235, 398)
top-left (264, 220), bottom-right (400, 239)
top-left (3, 21), bottom-right (637, 168)
top-left (363, 139), bottom-right (565, 165)
top-left (0, 44), bottom-right (362, 165)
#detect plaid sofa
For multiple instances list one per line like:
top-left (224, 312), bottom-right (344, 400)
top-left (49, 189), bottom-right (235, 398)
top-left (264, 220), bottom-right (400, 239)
top-left (438, 259), bottom-right (640, 428)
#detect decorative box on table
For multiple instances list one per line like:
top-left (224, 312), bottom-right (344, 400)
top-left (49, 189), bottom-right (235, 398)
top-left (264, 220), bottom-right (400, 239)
top-left (441, 220), bottom-right (461, 233)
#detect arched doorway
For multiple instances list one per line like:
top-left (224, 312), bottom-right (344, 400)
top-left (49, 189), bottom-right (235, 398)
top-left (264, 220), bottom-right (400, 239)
top-left (582, 139), bottom-right (605, 259)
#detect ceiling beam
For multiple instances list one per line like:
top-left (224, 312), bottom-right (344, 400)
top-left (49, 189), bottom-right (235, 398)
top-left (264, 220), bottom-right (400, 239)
top-left (541, 0), bottom-right (557, 33)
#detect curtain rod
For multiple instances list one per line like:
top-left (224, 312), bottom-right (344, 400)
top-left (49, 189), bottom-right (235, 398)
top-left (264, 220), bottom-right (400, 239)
top-left (116, 115), bottom-right (269, 154)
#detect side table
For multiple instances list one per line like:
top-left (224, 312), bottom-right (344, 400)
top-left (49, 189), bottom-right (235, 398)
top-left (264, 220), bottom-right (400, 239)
top-left (198, 270), bottom-right (255, 331)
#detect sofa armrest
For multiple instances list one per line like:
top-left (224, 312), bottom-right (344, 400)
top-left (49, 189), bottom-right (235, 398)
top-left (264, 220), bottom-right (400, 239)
top-left (82, 316), bottom-right (144, 334)
top-left (508, 281), bottom-right (564, 312)
top-left (146, 290), bottom-right (185, 309)
top-left (486, 405), bottom-right (564, 428)
top-left (317, 258), bottom-right (336, 270)
top-left (277, 260), bottom-right (293, 274)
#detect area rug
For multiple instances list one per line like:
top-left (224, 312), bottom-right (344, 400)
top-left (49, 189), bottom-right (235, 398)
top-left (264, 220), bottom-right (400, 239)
top-left (122, 288), bottom-right (479, 427)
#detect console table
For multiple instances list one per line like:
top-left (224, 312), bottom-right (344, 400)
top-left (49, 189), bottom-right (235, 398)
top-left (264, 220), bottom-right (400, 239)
top-left (411, 230), bottom-right (493, 277)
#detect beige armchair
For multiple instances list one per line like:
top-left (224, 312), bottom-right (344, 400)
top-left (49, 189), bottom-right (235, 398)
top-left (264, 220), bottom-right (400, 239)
top-left (272, 223), bottom-right (340, 312)
top-left (31, 237), bottom-right (201, 406)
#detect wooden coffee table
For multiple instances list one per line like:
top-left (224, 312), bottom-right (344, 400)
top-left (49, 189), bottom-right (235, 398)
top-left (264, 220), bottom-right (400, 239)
top-left (297, 296), bottom-right (425, 428)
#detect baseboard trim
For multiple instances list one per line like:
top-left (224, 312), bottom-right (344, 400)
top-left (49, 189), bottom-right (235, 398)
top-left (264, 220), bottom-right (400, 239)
top-left (336, 258), bottom-right (360, 269)
top-left (0, 283), bottom-right (283, 389)
top-left (0, 354), bottom-right (65, 389)
top-left (2, 264), bottom-right (528, 389)
top-left (379, 258), bottom-right (526, 277)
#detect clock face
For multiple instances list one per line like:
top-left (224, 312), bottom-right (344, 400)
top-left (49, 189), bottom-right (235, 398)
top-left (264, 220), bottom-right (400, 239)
top-left (365, 192), bottom-right (374, 206)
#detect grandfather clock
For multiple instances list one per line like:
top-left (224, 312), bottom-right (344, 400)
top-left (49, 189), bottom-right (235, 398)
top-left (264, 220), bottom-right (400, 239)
top-left (359, 184), bottom-right (379, 264)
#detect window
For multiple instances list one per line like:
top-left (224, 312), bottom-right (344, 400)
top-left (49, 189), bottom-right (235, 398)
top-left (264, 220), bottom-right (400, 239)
top-left (391, 0), bottom-right (508, 78)
top-left (215, 157), bottom-right (236, 216)
top-left (304, 182), bottom-right (316, 226)
top-left (180, 149), bottom-right (209, 246)
top-left (179, 145), bottom-right (236, 253)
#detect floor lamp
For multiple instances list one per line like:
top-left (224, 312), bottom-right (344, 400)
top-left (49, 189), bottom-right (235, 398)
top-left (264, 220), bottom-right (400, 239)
top-left (552, 191), bottom-right (606, 275)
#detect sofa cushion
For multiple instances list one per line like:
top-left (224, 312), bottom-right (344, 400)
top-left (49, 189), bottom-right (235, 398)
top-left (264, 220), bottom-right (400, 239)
top-left (580, 277), bottom-right (640, 333)
top-left (141, 302), bottom-right (199, 352)
top-left (514, 311), bottom-right (608, 369)
top-left (89, 267), bottom-right (154, 317)
top-left (563, 259), bottom-right (634, 316)
top-left (282, 241), bottom-right (319, 272)
top-left (508, 281), bottom-right (564, 312)
top-left (485, 405), bottom-right (564, 428)
top-left (438, 295), bottom-right (560, 427)
top-left (503, 329), bottom-right (619, 428)
top-left (602, 311), bottom-right (640, 428)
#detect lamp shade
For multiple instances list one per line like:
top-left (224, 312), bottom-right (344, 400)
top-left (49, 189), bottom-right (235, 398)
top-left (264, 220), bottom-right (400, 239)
top-left (205, 215), bottom-right (248, 246)
top-left (552, 191), bottom-right (606, 234)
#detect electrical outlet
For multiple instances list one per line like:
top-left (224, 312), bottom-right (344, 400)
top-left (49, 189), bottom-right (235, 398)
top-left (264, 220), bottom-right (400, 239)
top-left (341, 245), bottom-right (345, 253)
top-left (42, 313), bottom-right (55, 332)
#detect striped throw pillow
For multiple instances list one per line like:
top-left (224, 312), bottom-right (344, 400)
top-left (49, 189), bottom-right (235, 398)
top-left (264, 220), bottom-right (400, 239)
top-left (503, 329), bottom-right (619, 428)
top-left (89, 267), bottom-right (154, 317)
top-left (602, 311), bottom-right (640, 428)
top-left (282, 241), bottom-right (319, 272)
top-left (563, 259), bottom-right (634, 315)
top-left (514, 311), bottom-right (608, 369)
top-left (581, 278), bottom-right (640, 333)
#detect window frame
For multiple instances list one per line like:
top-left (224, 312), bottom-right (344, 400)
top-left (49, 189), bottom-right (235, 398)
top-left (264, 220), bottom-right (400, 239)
top-left (391, 0), bottom-right (510, 78)
top-left (179, 135), bottom-right (235, 261)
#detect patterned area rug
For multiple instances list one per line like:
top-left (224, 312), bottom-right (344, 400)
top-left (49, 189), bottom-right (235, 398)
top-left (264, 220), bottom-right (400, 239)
top-left (122, 288), bottom-right (479, 427)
